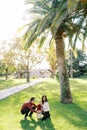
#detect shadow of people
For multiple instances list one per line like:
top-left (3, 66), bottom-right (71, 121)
top-left (20, 118), bottom-right (37, 130)
top-left (20, 117), bottom-right (56, 130)
top-left (38, 118), bottom-right (56, 130)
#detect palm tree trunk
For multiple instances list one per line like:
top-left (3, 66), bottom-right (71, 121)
top-left (55, 32), bottom-right (72, 103)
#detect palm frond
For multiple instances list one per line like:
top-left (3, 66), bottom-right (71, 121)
top-left (51, 10), bottom-right (68, 36)
top-left (51, 0), bottom-right (68, 35)
top-left (24, 33), bottom-right (38, 50)
top-left (23, 0), bottom-right (87, 50)
top-left (39, 36), bottom-right (47, 48)
top-left (68, 0), bottom-right (80, 14)
top-left (73, 16), bottom-right (86, 50)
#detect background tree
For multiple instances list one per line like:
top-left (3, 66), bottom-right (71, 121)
top-left (45, 42), bottom-right (57, 78)
top-left (67, 49), bottom-right (87, 77)
top-left (0, 37), bottom-right (44, 81)
top-left (24, 45), bottom-right (44, 82)
top-left (11, 37), bottom-right (45, 82)
top-left (0, 42), bottom-right (16, 80)
top-left (0, 61), bottom-right (5, 76)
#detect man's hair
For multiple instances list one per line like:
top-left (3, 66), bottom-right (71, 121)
top-left (30, 97), bottom-right (35, 101)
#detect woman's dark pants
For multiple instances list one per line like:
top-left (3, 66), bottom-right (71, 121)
top-left (42, 111), bottom-right (50, 120)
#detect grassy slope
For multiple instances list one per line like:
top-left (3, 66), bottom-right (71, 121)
top-left (0, 77), bottom-right (87, 130)
top-left (0, 78), bottom-right (27, 90)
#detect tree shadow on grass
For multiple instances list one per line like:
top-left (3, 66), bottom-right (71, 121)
top-left (20, 118), bottom-right (56, 130)
top-left (70, 78), bottom-right (87, 91)
top-left (57, 102), bottom-right (87, 129)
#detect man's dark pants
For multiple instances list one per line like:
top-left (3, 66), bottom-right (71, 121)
top-left (21, 107), bottom-right (36, 119)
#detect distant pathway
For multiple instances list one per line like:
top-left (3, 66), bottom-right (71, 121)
top-left (0, 78), bottom-right (46, 100)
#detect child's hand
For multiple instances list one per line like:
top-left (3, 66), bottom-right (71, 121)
top-left (37, 110), bottom-right (42, 114)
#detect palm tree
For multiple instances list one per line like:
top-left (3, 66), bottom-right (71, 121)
top-left (22, 0), bottom-right (87, 103)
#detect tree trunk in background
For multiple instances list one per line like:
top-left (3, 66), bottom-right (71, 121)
top-left (5, 68), bottom-right (8, 80)
top-left (69, 49), bottom-right (73, 78)
top-left (26, 65), bottom-right (30, 82)
top-left (55, 31), bottom-right (72, 103)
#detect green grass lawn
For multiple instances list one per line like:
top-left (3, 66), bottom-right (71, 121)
top-left (0, 77), bottom-right (87, 130)
top-left (0, 78), bottom-right (27, 90)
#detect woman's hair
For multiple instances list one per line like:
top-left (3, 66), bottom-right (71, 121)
top-left (42, 95), bottom-right (48, 104)
top-left (30, 97), bottom-right (35, 101)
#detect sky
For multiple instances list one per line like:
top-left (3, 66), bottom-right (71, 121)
top-left (0, 0), bottom-right (49, 69)
top-left (0, 0), bottom-right (25, 40)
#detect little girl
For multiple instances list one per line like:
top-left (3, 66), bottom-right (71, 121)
top-left (37, 100), bottom-right (42, 119)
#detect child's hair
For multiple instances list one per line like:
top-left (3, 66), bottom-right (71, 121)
top-left (38, 99), bottom-right (41, 103)
top-left (42, 95), bottom-right (48, 104)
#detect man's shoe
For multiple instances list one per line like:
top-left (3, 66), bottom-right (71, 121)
top-left (29, 114), bottom-right (32, 118)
